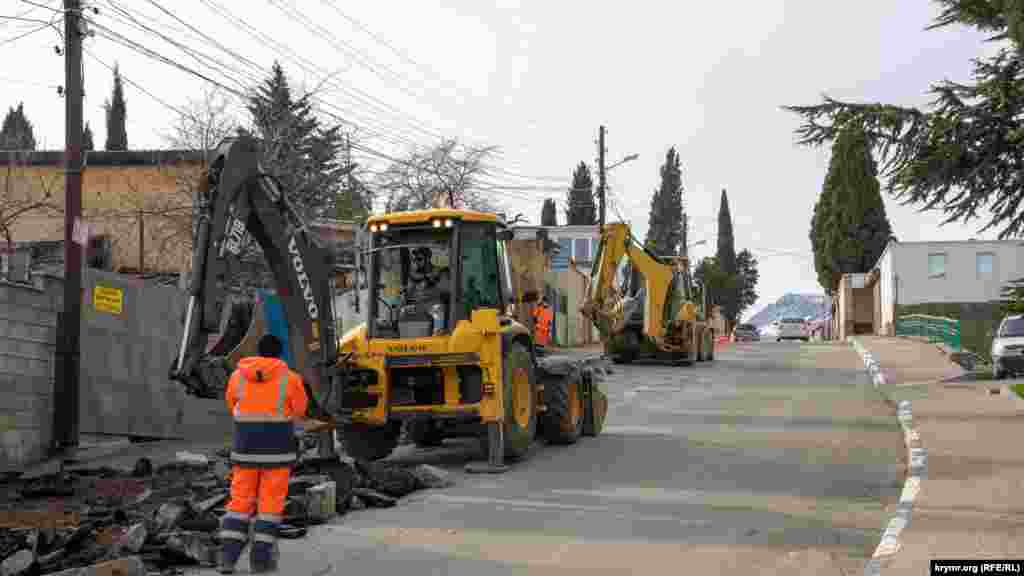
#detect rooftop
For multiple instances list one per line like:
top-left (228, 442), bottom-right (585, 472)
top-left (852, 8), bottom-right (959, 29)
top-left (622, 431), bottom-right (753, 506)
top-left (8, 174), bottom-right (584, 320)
top-left (0, 149), bottom-right (206, 166)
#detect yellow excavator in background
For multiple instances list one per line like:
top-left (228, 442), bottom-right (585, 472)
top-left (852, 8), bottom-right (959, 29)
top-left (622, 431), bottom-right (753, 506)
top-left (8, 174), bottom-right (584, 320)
top-left (575, 222), bottom-right (715, 365)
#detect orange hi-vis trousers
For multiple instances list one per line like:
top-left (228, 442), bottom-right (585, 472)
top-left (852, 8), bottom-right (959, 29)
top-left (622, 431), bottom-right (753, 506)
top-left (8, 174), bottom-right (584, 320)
top-left (226, 465), bottom-right (291, 517)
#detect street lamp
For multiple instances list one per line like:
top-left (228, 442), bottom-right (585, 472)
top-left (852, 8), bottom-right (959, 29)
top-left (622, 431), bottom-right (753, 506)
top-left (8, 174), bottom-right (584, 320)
top-left (685, 239), bottom-right (706, 261)
top-left (607, 153), bottom-right (639, 172)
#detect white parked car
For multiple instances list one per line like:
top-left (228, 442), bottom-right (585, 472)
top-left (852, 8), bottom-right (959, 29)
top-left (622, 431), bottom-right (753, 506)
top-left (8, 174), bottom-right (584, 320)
top-left (991, 315), bottom-right (1024, 379)
top-left (775, 317), bottom-right (809, 342)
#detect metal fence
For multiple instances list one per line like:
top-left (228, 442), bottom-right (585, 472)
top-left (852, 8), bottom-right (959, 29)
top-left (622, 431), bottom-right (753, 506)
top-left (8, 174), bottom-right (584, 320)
top-left (895, 313), bottom-right (961, 350)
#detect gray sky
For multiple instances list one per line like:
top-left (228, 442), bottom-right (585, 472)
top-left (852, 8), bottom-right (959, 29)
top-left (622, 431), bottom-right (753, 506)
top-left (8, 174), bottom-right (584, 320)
top-left (0, 0), bottom-right (1007, 319)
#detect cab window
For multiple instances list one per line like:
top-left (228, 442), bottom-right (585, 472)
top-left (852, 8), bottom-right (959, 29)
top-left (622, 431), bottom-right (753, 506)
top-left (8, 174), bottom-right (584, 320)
top-left (459, 223), bottom-right (500, 319)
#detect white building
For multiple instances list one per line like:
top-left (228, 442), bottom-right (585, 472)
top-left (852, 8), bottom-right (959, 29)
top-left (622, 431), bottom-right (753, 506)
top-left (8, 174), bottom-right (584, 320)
top-left (862, 239), bottom-right (1024, 336)
top-left (512, 225), bottom-right (601, 271)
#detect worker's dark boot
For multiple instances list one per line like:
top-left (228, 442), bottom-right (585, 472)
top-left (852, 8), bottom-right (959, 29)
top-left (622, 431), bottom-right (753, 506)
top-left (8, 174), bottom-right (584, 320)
top-left (250, 517), bottom-right (280, 573)
top-left (217, 512), bottom-right (251, 574)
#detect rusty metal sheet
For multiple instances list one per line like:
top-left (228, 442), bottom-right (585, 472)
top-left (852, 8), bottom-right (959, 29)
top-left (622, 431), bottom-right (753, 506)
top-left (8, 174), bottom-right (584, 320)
top-left (0, 508), bottom-right (80, 529)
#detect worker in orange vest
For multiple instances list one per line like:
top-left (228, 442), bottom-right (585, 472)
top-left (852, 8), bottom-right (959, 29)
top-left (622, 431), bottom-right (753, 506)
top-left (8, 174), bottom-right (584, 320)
top-left (218, 334), bottom-right (308, 574)
top-left (533, 297), bottom-right (553, 346)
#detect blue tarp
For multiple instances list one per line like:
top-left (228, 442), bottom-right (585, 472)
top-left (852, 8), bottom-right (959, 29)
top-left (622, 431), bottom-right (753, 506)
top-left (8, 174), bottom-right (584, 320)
top-left (259, 290), bottom-right (294, 369)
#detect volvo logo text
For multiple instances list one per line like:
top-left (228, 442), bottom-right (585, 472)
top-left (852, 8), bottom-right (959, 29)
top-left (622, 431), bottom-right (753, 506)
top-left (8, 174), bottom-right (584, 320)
top-left (288, 236), bottom-right (318, 320)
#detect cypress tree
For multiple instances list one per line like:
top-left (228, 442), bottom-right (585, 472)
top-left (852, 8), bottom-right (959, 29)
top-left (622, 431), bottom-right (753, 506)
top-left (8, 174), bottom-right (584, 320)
top-left (716, 189), bottom-right (739, 330)
top-left (811, 125), bottom-right (893, 292)
top-left (645, 147), bottom-right (684, 256)
top-left (541, 198), bottom-right (557, 226)
top-left (716, 189), bottom-right (736, 275)
top-left (104, 65), bottom-right (128, 151)
top-left (0, 103), bottom-right (36, 150)
top-left (565, 162), bottom-right (595, 225)
top-left (83, 122), bottom-right (94, 151)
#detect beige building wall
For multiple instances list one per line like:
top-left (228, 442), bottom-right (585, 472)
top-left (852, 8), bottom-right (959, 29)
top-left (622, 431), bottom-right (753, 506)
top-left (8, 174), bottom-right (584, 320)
top-left (1, 155), bottom-right (202, 274)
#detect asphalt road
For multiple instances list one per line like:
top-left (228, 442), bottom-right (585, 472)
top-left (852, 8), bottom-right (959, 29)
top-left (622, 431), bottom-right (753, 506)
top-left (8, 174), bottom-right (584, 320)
top-left (194, 341), bottom-right (905, 576)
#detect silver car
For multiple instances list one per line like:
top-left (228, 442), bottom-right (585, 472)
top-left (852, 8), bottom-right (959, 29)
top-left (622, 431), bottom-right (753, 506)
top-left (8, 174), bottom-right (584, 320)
top-left (991, 315), bottom-right (1024, 379)
top-left (776, 317), bottom-right (809, 342)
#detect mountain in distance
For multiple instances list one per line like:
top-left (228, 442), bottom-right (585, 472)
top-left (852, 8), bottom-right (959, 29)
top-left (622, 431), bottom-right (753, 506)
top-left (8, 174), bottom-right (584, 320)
top-left (746, 293), bottom-right (830, 328)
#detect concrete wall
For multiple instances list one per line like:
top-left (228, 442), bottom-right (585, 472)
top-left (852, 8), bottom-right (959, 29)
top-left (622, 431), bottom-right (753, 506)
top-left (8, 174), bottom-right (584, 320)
top-left (0, 269), bottom-right (234, 470)
top-left (80, 270), bottom-right (231, 440)
top-left (0, 276), bottom-right (60, 471)
top-left (888, 241), bottom-right (1024, 306)
top-left (877, 247), bottom-right (896, 334)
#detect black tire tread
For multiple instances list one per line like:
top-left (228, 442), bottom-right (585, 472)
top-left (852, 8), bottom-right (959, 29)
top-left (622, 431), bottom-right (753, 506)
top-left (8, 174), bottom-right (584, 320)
top-left (542, 371), bottom-right (583, 445)
top-left (501, 342), bottom-right (537, 461)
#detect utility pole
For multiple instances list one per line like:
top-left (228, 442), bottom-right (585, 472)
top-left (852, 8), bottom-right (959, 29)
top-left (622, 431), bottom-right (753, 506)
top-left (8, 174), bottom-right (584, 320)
top-left (57, 0), bottom-right (84, 451)
top-left (597, 125), bottom-right (606, 227)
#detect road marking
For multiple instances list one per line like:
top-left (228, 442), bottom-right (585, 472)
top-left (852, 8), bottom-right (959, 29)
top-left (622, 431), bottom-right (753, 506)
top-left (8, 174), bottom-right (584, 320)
top-left (850, 337), bottom-right (925, 573)
top-left (899, 476), bottom-right (921, 504)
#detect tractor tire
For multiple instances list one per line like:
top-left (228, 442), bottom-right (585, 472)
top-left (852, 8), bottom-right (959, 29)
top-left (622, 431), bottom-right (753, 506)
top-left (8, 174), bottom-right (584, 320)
top-left (340, 422), bottom-right (400, 462)
top-left (406, 420), bottom-right (444, 448)
top-left (542, 368), bottom-right (584, 445)
top-left (706, 331), bottom-right (715, 362)
top-left (498, 341), bottom-right (537, 461)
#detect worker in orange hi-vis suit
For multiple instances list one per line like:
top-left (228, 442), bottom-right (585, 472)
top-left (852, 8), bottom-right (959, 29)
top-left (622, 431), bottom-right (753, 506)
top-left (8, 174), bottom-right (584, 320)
top-left (218, 334), bottom-right (308, 575)
top-left (533, 297), bottom-right (553, 346)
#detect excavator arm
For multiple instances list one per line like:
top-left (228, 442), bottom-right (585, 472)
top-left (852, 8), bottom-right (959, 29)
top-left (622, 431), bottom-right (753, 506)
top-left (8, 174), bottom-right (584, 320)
top-left (580, 222), bottom-right (698, 350)
top-left (169, 135), bottom-right (339, 419)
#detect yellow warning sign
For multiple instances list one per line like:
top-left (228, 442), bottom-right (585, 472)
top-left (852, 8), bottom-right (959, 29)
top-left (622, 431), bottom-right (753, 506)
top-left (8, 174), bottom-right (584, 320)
top-left (93, 285), bottom-right (123, 315)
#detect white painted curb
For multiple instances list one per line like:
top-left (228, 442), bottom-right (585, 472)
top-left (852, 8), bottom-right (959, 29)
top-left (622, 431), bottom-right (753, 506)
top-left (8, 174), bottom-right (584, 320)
top-left (848, 337), bottom-right (925, 576)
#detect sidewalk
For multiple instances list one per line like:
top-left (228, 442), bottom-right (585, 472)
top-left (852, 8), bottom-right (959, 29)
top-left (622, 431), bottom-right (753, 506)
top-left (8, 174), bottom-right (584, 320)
top-left (856, 336), bottom-right (1024, 573)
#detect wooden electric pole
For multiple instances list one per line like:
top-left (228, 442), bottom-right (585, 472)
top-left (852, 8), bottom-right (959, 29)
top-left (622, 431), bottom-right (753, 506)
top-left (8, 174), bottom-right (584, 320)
top-left (597, 125), bottom-right (606, 227)
top-left (57, 0), bottom-right (84, 450)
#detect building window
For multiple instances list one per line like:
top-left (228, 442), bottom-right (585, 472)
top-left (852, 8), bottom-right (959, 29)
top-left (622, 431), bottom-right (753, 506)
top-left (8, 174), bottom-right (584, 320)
top-left (928, 253), bottom-right (946, 278)
top-left (551, 238), bottom-right (572, 270)
top-left (977, 252), bottom-right (995, 280)
top-left (574, 238), bottom-right (591, 262)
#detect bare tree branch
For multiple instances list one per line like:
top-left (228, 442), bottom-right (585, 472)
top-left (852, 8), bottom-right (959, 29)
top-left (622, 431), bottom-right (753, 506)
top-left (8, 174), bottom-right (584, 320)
top-left (376, 138), bottom-right (501, 213)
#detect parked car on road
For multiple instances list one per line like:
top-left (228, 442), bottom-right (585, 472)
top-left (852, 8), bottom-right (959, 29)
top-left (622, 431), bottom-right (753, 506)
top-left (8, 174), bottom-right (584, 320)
top-left (991, 314), bottom-right (1024, 379)
top-left (776, 317), bottom-right (809, 342)
top-left (732, 323), bottom-right (760, 342)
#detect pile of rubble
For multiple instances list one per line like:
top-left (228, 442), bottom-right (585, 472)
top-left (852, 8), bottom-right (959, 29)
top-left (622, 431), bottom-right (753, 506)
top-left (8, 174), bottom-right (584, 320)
top-left (0, 449), bottom-right (451, 575)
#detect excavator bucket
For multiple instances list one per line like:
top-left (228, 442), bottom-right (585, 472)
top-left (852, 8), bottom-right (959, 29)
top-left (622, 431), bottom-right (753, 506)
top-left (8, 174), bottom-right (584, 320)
top-left (202, 291), bottom-right (293, 374)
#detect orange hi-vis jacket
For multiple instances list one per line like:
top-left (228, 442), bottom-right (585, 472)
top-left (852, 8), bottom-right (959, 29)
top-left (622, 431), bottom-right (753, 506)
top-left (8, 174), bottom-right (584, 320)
top-left (225, 356), bottom-right (309, 468)
top-left (533, 304), bottom-right (553, 345)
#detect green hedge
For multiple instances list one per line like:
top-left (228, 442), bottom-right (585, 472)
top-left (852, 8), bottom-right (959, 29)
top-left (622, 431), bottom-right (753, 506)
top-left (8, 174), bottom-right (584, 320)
top-left (896, 302), bottom-right (1004, 357)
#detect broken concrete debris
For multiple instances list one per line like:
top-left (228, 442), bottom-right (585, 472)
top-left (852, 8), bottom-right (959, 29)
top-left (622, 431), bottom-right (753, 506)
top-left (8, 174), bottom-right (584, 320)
top-left (1, 549), bottom-right (33, 576)
top-left (0, 449), bottom-right (453, 575)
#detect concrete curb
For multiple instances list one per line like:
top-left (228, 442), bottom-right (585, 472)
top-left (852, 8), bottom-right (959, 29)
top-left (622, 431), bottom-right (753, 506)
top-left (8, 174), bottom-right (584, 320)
top-left (847, 337), bottom-right (926, 576)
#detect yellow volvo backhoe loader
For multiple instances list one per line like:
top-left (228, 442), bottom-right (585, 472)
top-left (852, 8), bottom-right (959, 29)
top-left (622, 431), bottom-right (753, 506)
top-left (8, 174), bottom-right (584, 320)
top-left (577, 222), bottom-right (714, 364)
top-left (171, 135), bottom-right (607, 474)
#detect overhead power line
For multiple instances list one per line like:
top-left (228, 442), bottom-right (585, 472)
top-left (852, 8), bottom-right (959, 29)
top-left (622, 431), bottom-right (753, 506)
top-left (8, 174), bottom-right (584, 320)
top-left (72, 0), bottom-right (570, 196)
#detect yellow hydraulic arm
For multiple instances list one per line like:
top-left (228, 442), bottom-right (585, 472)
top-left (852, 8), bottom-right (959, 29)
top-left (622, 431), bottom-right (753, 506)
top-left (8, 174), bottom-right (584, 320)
top-left (577, 222), bottom-right (696, 351)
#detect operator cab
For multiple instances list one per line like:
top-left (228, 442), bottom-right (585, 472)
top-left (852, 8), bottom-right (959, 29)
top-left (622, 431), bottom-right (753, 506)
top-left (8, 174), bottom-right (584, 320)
top-left (364, 210), bottom-right (515, 340)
